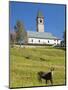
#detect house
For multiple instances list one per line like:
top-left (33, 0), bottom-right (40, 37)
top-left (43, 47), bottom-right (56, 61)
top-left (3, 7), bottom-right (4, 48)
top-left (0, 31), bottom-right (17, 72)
top-left (22, 11), bottom-right (61, 45)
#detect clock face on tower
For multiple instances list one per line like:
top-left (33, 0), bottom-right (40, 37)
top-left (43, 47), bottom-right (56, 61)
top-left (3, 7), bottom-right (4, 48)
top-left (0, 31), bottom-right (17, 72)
top-left (40, 19), bottom-right (42, 23)
top-left (38, 18), bottom-right (43, 24)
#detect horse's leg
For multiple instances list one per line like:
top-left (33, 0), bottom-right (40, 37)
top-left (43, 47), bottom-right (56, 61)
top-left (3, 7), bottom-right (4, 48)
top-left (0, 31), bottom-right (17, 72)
top-left (46, 79), bottom-right (48, 84)
top-left (50, 79), bottom-right (53, 85)
top-left (38, 76), bottom-right (42, 82)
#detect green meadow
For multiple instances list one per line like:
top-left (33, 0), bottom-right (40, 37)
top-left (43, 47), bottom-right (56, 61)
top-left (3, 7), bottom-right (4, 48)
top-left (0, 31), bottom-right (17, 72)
top-left (10, 46), bottom-right (66, 88)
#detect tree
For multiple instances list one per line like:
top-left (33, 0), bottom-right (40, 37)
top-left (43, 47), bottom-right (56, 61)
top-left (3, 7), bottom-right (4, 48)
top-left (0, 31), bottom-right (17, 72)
top-left (63, 30), bottom-right (66, 47)
top-left (14, 20), bottom-right (27, 46)
top-left (10, 32), bottom-right (16, 47)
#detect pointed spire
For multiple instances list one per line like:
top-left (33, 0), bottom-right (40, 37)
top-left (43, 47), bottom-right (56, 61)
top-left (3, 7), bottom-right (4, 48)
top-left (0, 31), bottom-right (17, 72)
top-left (37, 10), bottom-right (44, 18)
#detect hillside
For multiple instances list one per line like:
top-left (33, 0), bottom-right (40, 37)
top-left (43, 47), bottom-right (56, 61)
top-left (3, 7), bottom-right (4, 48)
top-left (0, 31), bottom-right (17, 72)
top-left (10, 46), bottom-right (65, 88)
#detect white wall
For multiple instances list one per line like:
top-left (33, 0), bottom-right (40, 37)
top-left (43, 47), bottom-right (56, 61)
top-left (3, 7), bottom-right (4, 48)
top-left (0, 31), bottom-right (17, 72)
top-left (37, 18), bottom-right (44, 32)
top-left (37, 24), bottom-right (44, 32)
top-left (28, 38), bottom-right (61, 45)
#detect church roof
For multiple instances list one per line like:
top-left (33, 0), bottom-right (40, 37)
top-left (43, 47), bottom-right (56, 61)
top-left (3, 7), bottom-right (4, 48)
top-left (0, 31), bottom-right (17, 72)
top-left (37, 11), bottom-right (44, 18)
top-left (27, 31), bottom-right (60, 40)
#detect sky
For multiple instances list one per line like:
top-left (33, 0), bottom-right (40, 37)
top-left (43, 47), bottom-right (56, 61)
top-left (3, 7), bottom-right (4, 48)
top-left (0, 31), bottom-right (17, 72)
top-left (9, 1), bottom-right (66, 39)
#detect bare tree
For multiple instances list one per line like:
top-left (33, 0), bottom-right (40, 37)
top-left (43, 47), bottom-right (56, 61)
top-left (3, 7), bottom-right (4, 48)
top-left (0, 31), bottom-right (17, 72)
top-left (14, 20), bottom-right (27, 47)
top-left (10, 32), bottom-right (16, 47)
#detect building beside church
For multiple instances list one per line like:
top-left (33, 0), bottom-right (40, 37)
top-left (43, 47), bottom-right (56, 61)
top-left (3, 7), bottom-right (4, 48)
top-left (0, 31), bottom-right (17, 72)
top-left (22, 11), bottom-right (61, 45)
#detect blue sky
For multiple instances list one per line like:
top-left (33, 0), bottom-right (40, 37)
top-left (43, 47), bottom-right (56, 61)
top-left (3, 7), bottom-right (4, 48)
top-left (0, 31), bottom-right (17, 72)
top-left (9, 1), bottom-right (66, 39)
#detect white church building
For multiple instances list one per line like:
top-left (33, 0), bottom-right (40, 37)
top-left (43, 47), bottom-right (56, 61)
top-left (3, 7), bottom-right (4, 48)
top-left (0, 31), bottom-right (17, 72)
top-left (23, 11), bottom-right (61, 45)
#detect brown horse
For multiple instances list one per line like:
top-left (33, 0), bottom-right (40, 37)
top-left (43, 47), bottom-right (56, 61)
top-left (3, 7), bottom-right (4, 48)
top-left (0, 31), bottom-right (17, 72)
top-left (38, 67), bottom-right (54, 85)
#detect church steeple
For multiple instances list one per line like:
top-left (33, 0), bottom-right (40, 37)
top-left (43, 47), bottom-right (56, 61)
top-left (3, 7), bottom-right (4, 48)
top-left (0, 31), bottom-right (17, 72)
top-left (36, 11), bottom-right (44, 32)
top-left (37, 10), bottom-right (44, 18)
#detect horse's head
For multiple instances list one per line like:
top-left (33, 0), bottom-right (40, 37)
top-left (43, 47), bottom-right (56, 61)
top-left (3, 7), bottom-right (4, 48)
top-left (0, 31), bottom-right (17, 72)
top-left (50, 67), bottom-right (55, 71)
top-left (38, 71), bottom-right (44, 76)
top-left (37, 71), bottom-right (44, 82)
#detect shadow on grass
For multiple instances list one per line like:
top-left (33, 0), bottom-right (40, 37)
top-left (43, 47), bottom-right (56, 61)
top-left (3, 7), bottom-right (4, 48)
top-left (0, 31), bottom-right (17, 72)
top-left (54, 47), bottom-right (66, 51)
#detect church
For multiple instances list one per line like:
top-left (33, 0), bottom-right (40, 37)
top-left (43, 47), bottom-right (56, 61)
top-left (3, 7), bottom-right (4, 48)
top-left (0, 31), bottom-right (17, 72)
top-left (23, 11), bottom-right (61, 45)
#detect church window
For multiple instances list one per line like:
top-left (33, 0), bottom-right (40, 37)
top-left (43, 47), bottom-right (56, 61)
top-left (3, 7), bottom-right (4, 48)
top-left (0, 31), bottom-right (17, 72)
top-left (57, 40), bottom-right (58, 42)
top-left (31, 39), bottom-right (33, 42)
top-left (48, 40), bottom-right (49, 43)
top-left (39, 40), bottom-right (40, 42)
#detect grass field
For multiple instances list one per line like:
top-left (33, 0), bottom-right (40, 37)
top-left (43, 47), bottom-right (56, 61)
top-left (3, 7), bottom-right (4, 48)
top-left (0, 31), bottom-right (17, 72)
top-left (10, 46), bottom-right (66, 88)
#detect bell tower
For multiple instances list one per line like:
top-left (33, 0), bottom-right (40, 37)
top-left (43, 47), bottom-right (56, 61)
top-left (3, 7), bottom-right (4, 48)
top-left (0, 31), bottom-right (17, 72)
top-left (37, 11), bottom-right (44, 32)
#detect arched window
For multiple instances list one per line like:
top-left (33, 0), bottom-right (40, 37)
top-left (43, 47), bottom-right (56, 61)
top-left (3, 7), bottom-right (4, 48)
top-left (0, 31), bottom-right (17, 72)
top-left (31, 39), bottom-right (33, 42)
top-left (54, 39), bottom-right (56, 41)
top-left (48, 40), bottom-right (49, 43)
top-left (57, 40), bottom-right (58, 42)
top-left (39, 40), bottom-right (40, 42)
